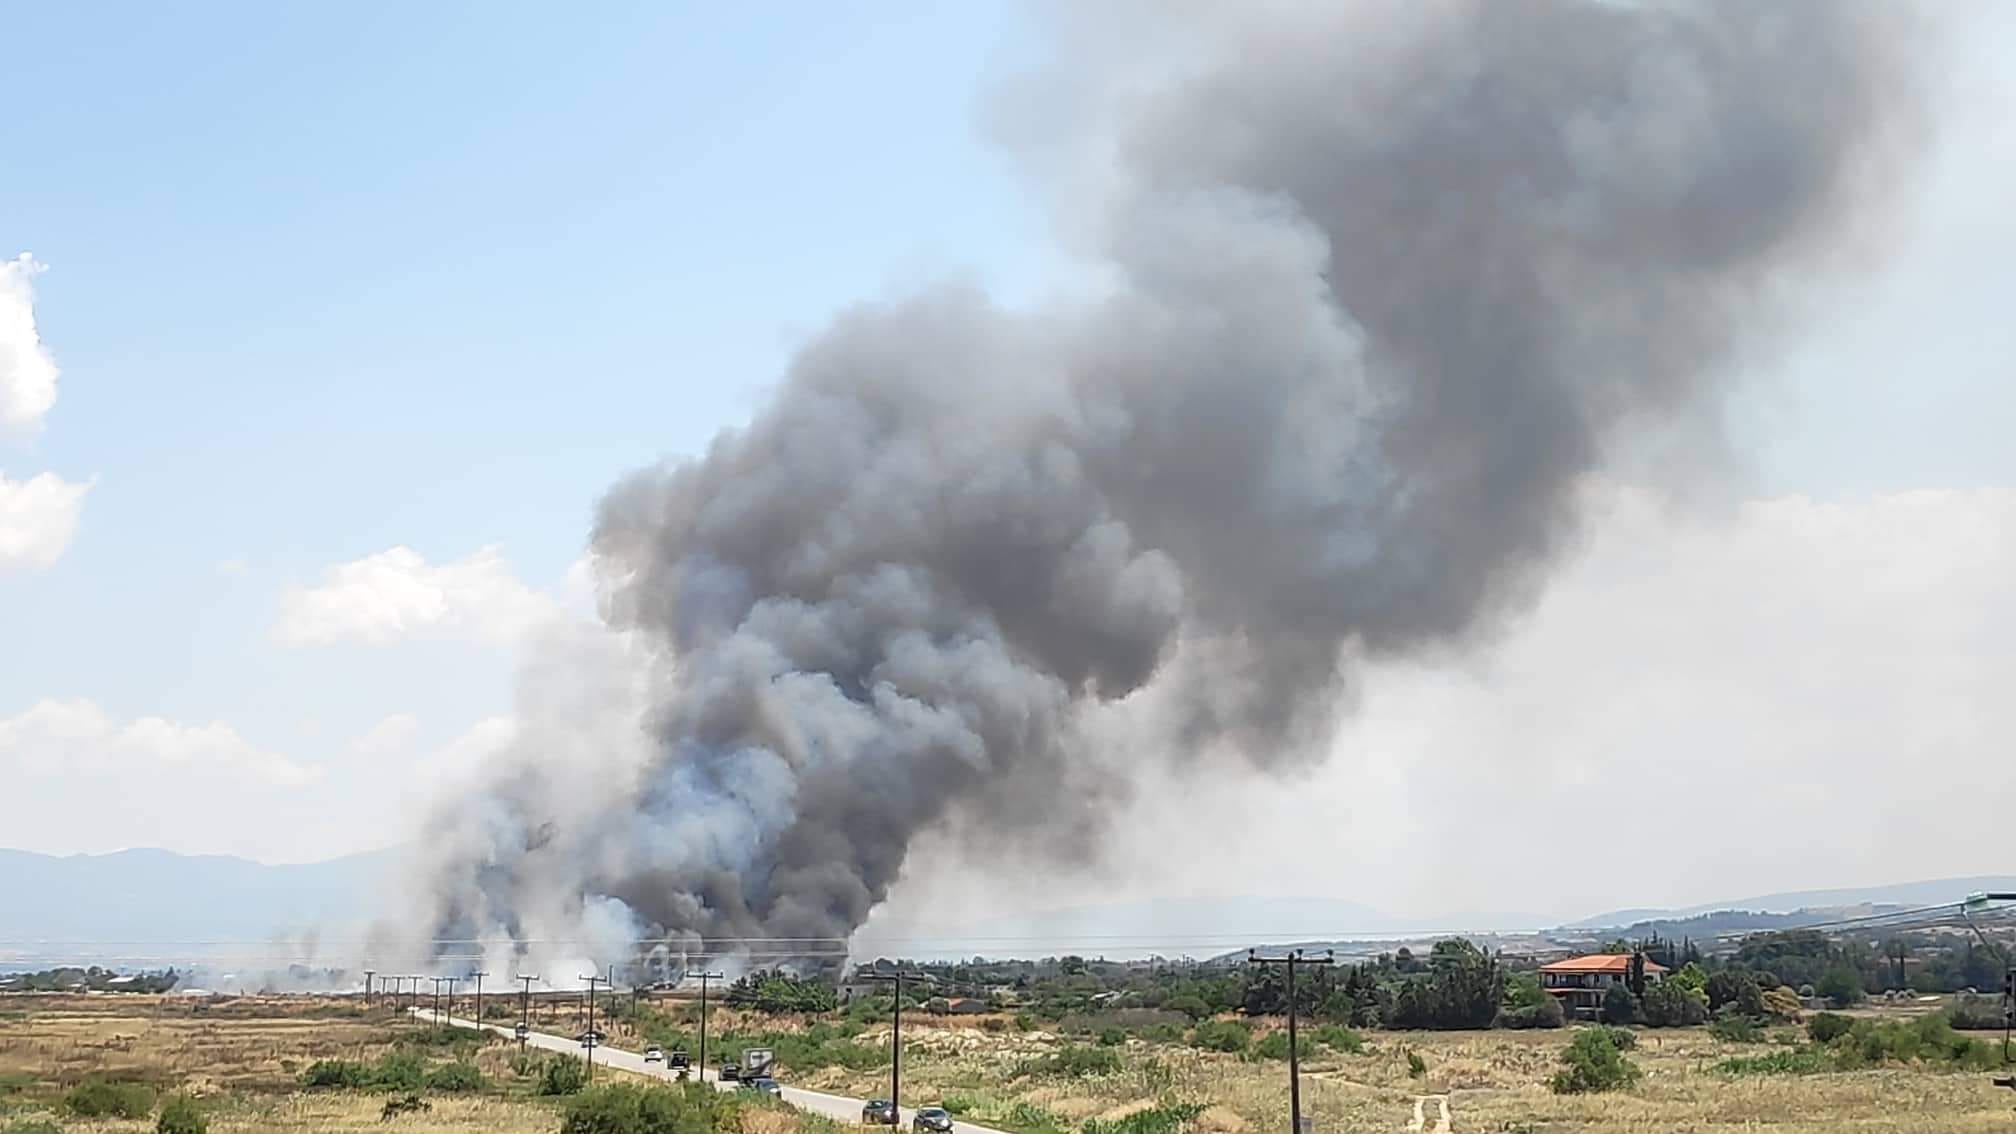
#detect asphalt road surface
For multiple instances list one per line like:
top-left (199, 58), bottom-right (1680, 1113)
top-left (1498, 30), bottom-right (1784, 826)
top-left (415, 1009), bottom-right (1004, 1134)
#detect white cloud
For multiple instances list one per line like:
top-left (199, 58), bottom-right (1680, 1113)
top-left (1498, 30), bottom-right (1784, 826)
top-left (0, 698), bottom-right (318, 787)
top-left (274, 545), bottom-right (557, 647)
top-left (0, 470), bottom-right (90, 571)
top-left (0, 253), bottom-right (59, 433)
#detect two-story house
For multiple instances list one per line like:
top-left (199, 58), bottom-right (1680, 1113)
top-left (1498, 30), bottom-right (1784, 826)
top-left (1539, 954), bottom-right (1665, 1019)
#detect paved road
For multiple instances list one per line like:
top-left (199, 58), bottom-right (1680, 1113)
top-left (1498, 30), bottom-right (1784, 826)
top-left (415, 1009), bottom-right (1003, 1134)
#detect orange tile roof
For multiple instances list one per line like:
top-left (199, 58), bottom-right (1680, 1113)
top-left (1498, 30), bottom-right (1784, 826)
top-left (1538, 954), bottom-right (1668, 975)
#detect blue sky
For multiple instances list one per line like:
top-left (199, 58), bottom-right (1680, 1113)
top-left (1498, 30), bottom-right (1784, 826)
top-left (5, 2), bottom-right (2016, 918)
top-left (3, 2), bottom-right (1062, 775)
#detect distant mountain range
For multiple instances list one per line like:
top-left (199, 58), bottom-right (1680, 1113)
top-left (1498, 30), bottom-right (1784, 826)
top-left (4, 846), bottom-right (2010, 969)
top-left (0, 847), bottom-right (396, 966)
top-left (1564, 876), bottom-right (2016, 930)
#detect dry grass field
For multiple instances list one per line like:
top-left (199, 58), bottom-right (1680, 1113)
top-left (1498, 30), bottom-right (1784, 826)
top-left (4, 995), bottom-right (2015, 1132)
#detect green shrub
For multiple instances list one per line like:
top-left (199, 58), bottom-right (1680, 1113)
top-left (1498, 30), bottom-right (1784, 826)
top-left (65, 1077), bottom-right (155, 1118)
top-left (540, 1056), bottom-right (589, 1096)
top-left (1162, 995), bottom-right (1211, 1021)
top-left (1708, 1013), bottom-right (1765, 1044)
top-left (1014, 1013), bottom-right (1035, 1032)
top-left (1028, 1045), bottom-right (1121, 1078)
top-left (1096, 1028), bottom-right (1126, 1047)
top-left (300, 1059), bottom-right (370, 1088)
top-left (1718, 1048), bottom-right (1831, 1075)
top-left (1311, 1024), bottom-right (1364, 1053)
top-left (1806, 1013), bottom-right (1854, 1044)
top-left (1251, 1030), bottom-right (1313, 1061)
top-left (424, 1061), bottom-right (485, 1092)
top-left (1816, 965), bottom-right (1865, 1009)
top-left (1599, 984), bottom-right (1637, 1025)
top-left (1549, 1029), bottom-right (1640, 1094)
top-left (1406, 1051), bottom-right (1427, 1078)
top-left (371, 1050), bottom-right (427, 1091)
top-left (1496, 1000), bottom-right (1565, 1030)
top-left (1189, 1019), bottom-right (1250, 1054)
top-left (3, 1120), bottom-right (65, 1134)
top-left (559, 1081), bottom-right (739, 1134)
top-left (1080, 1102), bottom-right (1204, 1134)
top-left (1000, 1102), bottom-right (1069, 1134)
top-left (157, 1093), bottom-right (208, 1134)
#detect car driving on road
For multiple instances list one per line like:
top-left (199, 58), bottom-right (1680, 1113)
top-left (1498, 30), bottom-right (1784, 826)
top-left (644, 1045), bottom-right (664, 1064)
top-left (913, 1107), bottom-right (954, 1133)
top-left (719, 1062), bottom-right (739, 1082)
top-left (862, 1099), bottom-right (898, 1126)
top-left (740, 1076), bottom-right (782, 1098)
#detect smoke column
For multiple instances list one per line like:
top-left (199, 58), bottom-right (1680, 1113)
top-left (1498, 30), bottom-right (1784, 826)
top-left (403, 0), bottom-right (1924, 974)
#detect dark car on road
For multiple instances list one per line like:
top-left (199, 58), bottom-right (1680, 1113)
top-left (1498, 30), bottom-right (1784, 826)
top-left (740, 1076), bottom-right (782, 1098)
top-left (719, 1062), bottom-right (739, 1082)
top-left (668, 1050), bottom-right (690, 1070)
top-left (862, 1099), bottom-right (898, 1126)
top-left (913, 1107), bottom-right (954, 1133)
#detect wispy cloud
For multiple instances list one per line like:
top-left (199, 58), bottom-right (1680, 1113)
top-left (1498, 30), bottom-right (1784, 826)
top-left (274, 545), bottom-right (557, 647)
top-left (0, 470), bottom-right (91, 572)
top-left (0, 253), bottom-right (59, 433)
top-left (0, 698), bottom-right (319, 786)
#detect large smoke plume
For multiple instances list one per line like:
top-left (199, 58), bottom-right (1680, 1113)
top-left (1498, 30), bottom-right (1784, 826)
top-left (401, 0), bottom-right (1924, 975)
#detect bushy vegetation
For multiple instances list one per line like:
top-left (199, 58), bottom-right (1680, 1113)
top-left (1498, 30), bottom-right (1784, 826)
top-left (1720, 1011), bottom-right (2006, 1075)
top-left (1638, 980), bottom-right (1708, 1027)
top-left (1496, 1000), bottom-right (1565, 1029)
top-left (423, 1060), bottom-right (486, 1092)
top-left (1550, 1028), bottom-right (1641, 1094)
top-left (540, 1056), bottom-right (589, 1096)
top-left (2, 1120), bottom-right (64, 1134)
top-left (1188, 1020), bottom-right (1250, 1054)
top-left (156, 1093), bottom-right (207, 1134)
top-left (1599, 984), bottom-right (1637, 1025)
top-left (1022, 1045), bottom-right (1122, 1078)
top-left (635, 1016), bottom-right (886, 1074)
top-left (1251, 1030), bottom-right (1312, 1061)
top-left (1708, 1012), bottom-right (1765, 1043)
top-left (1806, 1013), bottom-right (1854, 1044)
top-left (725, 970), bottom-right (838, 1014)
top-left (1310, 1024), bottom-right (1364, 1052)
top-left (559, 1081), bottom-right (743, 1134)
top-left (64, 1076), bottom-right (155, 1118)
top-left (1080, 1102), bottom-right (1203, 1134)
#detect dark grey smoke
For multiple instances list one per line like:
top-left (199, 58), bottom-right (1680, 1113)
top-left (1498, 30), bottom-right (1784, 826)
top-left (409, 0), bottom-right (1923, 970)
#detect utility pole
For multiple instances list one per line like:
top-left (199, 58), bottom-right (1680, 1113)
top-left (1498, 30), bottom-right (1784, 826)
top-left (363, 970), bottom-right (375, 1007)
top-left (694, 970), bottom-right (725, 1079)
top-left (444, 977), bottom-right (460, 1027)
top-left (516, 975), bottom-right (538, 1054)
top-left (866, 971), bottom-right (918, 1117)
top-left (579, 975), bottom-right (604, 1080)
top-left (429, 977), bottom-right (444, 1027)
top-left (1249, 949), bottom-right (1334, 1134)
top-left (472, 971), bottom-right (486, 1027)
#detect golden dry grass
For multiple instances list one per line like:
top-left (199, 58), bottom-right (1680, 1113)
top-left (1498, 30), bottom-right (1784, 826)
top-left (7, 997), bottom-right (2016, 1132)
top-left (785, 1016), bottom-right (2016, 1133)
